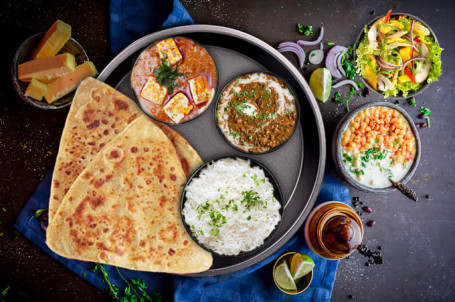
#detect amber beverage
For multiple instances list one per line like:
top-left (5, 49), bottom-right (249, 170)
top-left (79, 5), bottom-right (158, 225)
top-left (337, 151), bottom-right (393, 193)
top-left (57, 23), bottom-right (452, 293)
top-left (304, 201), bottom-right (363, 259)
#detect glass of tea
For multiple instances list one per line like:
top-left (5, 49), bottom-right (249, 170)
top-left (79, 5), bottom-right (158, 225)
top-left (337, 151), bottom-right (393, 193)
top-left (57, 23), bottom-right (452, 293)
top-left (304, 201), bottom-right (363, 260)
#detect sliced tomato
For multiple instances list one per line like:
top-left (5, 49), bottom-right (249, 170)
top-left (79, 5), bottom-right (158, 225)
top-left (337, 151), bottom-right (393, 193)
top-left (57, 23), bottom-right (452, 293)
top-left (400, 14), bottom-right (407, 18)
top-left (404, 68), bottom-right (417, 84)
top-left (384, 10), bottom-right (392, 24)
top-left (415, 36), bottom-right (421, 43)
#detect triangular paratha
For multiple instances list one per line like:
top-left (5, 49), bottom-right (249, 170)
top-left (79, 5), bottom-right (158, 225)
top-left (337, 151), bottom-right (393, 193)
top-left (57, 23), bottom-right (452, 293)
top-left (49, 78), bottom-right (202, 222)
top-left (46, 116), bottom-right (212, 273)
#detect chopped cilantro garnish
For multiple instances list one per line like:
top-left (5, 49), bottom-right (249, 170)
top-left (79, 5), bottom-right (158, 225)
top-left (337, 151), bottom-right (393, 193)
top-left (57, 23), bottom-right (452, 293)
top-left (349, 167), bottom-right (364, 177)
top-left (241, 190), bottom-right (264, 210)
top-left (228, 129), bottom-right (239, 139)
top-left (375, 163), bottom-right (394, 178)
top-left (420, 106), bottom-right (432, 116)
top-left (207, 210), bottom-right (226, 237)
top-left (327, 42), bottom-right (334, 46)
top-left (153, 54), bottom-right (184, 93)
top-left (90, 263), bottom-right (166, 301)
top-left (297, 23), bottom-right (313, 36)
top-left (343, 153), bottom-right (354, 163)
top-left (334, 88), bottom-right (356, 112)
top-left (341, 47), bottom-right (356, 80)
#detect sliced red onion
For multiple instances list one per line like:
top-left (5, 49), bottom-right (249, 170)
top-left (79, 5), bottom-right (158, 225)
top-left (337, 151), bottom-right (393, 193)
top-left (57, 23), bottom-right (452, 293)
top-left (402, 56), bottom-right (427, 69)
top-left (410, 19), bottom-right (419, 52)
top-left (297, 27), bottom-right (324, 46)
top-left (277, 42), bottom-right (306, 68)
top-left (309, 43), bottom-right (324, 64)
top-left (378, 57), bottom-right (401, 68)
top-left (40, 223), bottom-right (48, 232)
top-left (325, 45), bottom-right (347, 79)
top-left (278, 41), bottom-right (301, 49)
top-left (336, 49), bottom-right (347, 76)
top-left (377, 57), bottom-right (401, 70)
top-left (332, 80), bottom-right (359, 90)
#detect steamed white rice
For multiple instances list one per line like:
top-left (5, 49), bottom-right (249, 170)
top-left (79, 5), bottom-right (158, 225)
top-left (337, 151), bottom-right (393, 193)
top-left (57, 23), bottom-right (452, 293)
top-left (182, 158), bottom-right (281, 255)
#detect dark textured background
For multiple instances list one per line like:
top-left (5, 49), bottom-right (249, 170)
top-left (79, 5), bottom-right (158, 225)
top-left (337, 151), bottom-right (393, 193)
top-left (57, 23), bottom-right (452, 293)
top-left (1, 0), bottom-right (454, 301)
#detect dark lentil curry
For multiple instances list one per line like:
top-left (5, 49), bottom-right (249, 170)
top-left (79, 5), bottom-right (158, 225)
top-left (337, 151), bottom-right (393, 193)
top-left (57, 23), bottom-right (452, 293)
top-left (217, 73), bottom-right (297, 153)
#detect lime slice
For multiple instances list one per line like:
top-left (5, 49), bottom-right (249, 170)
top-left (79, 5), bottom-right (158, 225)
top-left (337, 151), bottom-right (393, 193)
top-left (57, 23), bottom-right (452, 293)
top-left (274, 260), bottom-right (297, 291)
top-left (290, 253), bottom-right (315, 281)
top-left (309, 68), bottom-right (332, 103)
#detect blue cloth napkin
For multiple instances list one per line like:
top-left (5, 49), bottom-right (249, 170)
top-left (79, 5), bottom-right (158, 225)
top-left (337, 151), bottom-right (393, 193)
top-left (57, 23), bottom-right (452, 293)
top-left (15, 1), bottom-right (351, 301)
top-left (110, 0), bottom-right (193, 56)
top-left (15, 169), bottom-right (349, 301)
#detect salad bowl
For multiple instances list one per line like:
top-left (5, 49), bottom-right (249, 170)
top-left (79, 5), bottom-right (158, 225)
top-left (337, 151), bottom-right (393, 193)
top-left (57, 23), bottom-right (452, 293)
top-left (354, 12), bottom-right (442, 99)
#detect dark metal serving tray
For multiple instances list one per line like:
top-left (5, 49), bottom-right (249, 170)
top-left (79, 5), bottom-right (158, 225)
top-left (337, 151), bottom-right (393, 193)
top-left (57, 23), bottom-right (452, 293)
top-left (97, 24), bottom-right (325, 276)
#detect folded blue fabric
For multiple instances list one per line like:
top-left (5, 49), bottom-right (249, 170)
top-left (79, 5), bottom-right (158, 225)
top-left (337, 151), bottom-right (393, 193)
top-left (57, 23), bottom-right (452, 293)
top-left (110, 0), bottom-right (193, 56)
top-left (15, 168), bottom-right (349, 301)
top-left (15, 1), bottom-right (351, 301)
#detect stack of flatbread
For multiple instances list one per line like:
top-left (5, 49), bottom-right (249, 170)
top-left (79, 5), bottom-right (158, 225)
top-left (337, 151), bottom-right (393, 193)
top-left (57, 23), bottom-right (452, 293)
top-left (46, 77), bottom-right (212, 273)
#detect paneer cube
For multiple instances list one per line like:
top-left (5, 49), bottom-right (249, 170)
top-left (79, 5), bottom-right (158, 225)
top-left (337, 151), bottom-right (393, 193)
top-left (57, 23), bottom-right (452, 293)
top-left (140, 76), bottom-right (167, 105)
top-left (156, 39), bottom-right (182, 65)
top-left (189, 76), bottom-right (212, 105)
top-left (163, 93), bottom-right (193, 124)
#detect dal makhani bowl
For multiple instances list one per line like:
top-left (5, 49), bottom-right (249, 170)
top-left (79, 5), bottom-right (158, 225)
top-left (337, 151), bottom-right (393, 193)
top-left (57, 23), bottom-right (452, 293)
top-left (216, 72), bottom-right (299, 154)
top-left (131, 37), bottom-right (218, 124)
top-left (333, 102), bottom-right (421, 193)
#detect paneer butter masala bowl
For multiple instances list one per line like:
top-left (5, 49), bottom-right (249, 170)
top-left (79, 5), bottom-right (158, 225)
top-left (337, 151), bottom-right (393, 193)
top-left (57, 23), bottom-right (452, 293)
top-left (216, 72), bottom-right (299, 154)
top-left (334, 103), bottom-right (421, 192)
top-left (131, 37), bottom-right (218, 124)
top-left (355, 12), bottom-right (442, 98)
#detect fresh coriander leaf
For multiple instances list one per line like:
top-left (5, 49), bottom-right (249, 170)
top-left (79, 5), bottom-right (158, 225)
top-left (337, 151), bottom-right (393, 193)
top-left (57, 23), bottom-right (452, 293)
top-left (28, 208), bottom-right (48, 222)
top-left (343, 153), bottom-right (353, 163)
top-left (420, 106), bottom-right (432, 116)
top-left (297, 23), bottom-right (313, 36)
top-left (334, 88), bottom-right (356, 112)
top-left (349, 167), bottom-right (364, 177)
top-left (240, 190), bottom-right (264, 210)
top-left (153, 54), bottom-right (184, 94)
top-left (341, 53), bottom-right (356, 80)
top-left (1, 286), bottom-right (10, 300)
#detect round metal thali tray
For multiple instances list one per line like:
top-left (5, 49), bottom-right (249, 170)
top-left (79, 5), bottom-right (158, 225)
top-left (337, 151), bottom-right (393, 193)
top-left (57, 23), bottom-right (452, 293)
top-left (97, 24), bottom-right (325, 276)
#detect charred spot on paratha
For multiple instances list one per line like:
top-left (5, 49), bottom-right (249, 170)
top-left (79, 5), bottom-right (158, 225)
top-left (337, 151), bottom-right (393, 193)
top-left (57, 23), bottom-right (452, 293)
top-left (114, 99), bottom-right (129, 111)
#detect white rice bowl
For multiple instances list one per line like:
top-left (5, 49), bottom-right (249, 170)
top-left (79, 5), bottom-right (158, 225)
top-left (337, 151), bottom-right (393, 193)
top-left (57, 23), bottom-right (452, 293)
top-left (182, 158), bottom-right (281, 255)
